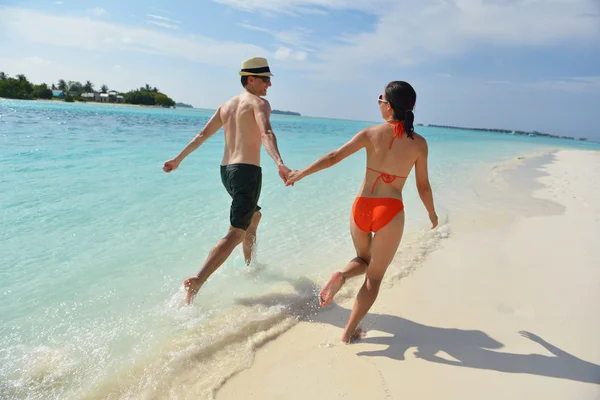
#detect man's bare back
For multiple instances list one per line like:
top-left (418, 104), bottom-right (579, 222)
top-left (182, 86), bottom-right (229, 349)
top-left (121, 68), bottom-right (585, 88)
top-left (162, 90), bottom-right (288, 178)
top-left (220, 92), bottom-right (268, 166)
top-left (162, 57), bottom-right (292, 305)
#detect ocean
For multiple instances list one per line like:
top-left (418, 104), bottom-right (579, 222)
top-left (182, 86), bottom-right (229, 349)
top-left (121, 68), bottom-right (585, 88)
top-left (1, 99), bottom-right (597, 399)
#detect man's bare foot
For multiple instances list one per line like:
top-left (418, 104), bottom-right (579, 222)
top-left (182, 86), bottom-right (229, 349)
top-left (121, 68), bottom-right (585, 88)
top-left (183, 277), bottom-right (202, 305)
top-left (341, 328), bottom-right (366, 344)
top-left (319, 271), bottom-right (344, 307)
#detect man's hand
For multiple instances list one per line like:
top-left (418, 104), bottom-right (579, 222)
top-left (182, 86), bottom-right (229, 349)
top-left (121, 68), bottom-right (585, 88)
top-left (286, 170), bottom-right (304, 186)
top-left (278, 164), bottom-right (292, 184)
top-left (429, 212), bottom-right (438, 229)
top-left (163, 159), bottom-right (180, 173)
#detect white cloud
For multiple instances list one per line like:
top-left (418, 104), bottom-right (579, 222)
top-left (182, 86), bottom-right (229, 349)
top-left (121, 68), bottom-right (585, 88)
top-left (326, 1), bottom-right (597, 64)
top-left (146, 14), bottom-right (181, 24)
top-left (238, 23), bottom-right (314, 57)
top-left (294, 51), bottom-right (308, 61)
top-left (211, 0), bottom-right (375, 15)
top-left (218, 0), bottom-right (600, 77)
top-left (148, 21), bottom-right (180, 30)
top-left (529, 76), bottom-right (600, 93)
top-left (274, 46), bottom-right (308, 61)
top-left (483, 76), bottom-right (600, 93)
top-left (1, 7), bottom-right (269, 67)
top-left (145, 13), bottom-right (181, 30)
top-left (238, 23), bottom-right (312, 48)
top-left (91, 7), bottom-right (107, 16)
top-left (274, 47), bottom-right (292, 59)
top-left (24, 56), bottom-right (52, 65)
top-left (237, 23), bottom-right (270, 33)
top-left (273, 28), bottom-right (313, 51)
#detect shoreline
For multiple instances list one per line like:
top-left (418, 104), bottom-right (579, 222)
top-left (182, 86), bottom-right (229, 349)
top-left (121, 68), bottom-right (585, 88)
top-left (0, 97), bottom-right (169, 108)
top-left (216, 149), bottom-right (600, 400)
top-left (2, 98), bottom-right (600, 144)
top-left (4, 96), bottom-right (600, 399)
top-left (422, 123), bottom-right (587, 142)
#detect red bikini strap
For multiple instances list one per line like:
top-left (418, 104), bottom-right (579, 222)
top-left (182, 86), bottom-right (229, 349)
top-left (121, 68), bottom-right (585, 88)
top-left (386, 121), bottom-right (404, 149)
top-left (367, 167), bottom-right (398, 193)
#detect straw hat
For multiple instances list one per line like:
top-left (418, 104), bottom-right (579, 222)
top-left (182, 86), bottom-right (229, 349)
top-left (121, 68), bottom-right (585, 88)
top-left (238, 57), bottom-right (274, 77)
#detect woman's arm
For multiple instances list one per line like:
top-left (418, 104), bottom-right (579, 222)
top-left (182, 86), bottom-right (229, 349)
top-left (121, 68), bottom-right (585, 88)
top-left (286, 129), bottom-right (368, 185)
top-left (414, 138), bottom-right (438, 228)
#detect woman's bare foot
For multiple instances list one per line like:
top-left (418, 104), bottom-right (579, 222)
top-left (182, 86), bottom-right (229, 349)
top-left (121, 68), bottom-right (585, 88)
top-left (341, 328), bottom-right (366, 344)
top-left (183, 277), bottom-right (202, 305)
top-left (319, 271), bottom-right (344, 307)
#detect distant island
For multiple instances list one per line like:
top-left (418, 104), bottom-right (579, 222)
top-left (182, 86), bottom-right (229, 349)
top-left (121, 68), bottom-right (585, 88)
top-left (415, 123), bottom-right (586, 142)
top-left (272, 109), bottom-right (301, 116)
top-left (176, 102), bottom-right (193, 108)
top-left (0, 72), bottom-right (176, 108)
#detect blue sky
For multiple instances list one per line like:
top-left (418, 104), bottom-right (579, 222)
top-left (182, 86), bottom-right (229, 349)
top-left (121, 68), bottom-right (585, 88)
top-left (1, 0), bottom-right (599, 139)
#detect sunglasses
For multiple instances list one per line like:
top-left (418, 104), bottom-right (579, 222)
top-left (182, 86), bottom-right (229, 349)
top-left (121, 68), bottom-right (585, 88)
top-left (378, 94), bottom-right (388, 103)
top-left (252, 76), bottom-right (271, 83)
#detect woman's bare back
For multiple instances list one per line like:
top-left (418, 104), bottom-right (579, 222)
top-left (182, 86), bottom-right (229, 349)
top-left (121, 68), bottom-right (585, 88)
top-left (361, 122), bottom-right (426, 198)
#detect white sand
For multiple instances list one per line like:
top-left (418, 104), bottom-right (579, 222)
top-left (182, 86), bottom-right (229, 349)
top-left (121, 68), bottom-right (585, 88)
top-left (216, 149), bottom-right (600, 400)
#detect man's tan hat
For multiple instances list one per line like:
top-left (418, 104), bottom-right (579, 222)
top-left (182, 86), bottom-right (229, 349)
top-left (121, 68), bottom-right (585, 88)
top-left (238, 57), bottom-right (274, 77)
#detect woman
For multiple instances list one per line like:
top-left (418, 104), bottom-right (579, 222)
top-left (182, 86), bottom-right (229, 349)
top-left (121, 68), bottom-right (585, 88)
top-left (286, 81), bottom-right (438, 343)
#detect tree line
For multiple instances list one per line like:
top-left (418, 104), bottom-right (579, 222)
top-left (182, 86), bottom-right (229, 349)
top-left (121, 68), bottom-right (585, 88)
top-left (0, 72), bottom-right (175, 107)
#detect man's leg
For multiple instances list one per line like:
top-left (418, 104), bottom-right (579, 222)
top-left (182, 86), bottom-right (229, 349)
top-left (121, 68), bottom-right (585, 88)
top-left (243, 210), bottom-right (262, 265)
top-left (184, 226), bottom-right (245, 304)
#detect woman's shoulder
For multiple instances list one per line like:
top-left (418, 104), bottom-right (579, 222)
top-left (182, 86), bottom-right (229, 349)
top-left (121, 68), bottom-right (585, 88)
top-left (363, 123), bottom-right (389, 134)
top-left (411, 131), bottom-right (427, 143)
top-left (409, 132), bottom-right (430, 155)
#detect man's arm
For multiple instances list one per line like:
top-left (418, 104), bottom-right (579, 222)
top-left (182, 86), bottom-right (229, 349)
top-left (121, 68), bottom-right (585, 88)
top-left (254, 100), bottom-right (292, 183)
top-left (175, 107), bottom-right (223, 163)
top-left (163, 107), bottom-right (223, 172)
top-left (254, 100), bottom-right (285, 166)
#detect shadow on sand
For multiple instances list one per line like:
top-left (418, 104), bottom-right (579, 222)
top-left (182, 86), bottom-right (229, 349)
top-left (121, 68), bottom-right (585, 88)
top-left (236, 276), bottom-right (600, 386)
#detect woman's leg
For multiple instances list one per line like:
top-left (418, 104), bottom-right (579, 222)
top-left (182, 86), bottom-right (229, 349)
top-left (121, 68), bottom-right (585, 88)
top-left (319, 215), bottom-right (372, 307)
top-left (341, 211), bottom-right (405, 342)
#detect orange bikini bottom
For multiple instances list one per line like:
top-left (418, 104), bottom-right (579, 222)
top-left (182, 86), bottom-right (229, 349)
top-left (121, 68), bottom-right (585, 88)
top-left (352, 197), bottom-right (404, 233)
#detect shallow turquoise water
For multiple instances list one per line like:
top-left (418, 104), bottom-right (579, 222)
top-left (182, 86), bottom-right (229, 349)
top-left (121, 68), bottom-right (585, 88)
top-left (1, 99), bottom-right (597, 399)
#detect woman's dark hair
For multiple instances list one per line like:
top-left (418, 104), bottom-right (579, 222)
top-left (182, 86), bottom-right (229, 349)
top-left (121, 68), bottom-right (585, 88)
top-left (384, 81), bottom-right (416, 139)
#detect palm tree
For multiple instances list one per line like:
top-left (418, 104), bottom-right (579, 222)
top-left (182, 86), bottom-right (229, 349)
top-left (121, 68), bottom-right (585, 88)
top-left (144, 83), bottom-right (152, 91)
top-left (100, 84), bottom-right (108, 93)
top-left (57, 79), bottom-right (67, 91)
top-left (152, 87), bottom-right (159, 93)
top-left (16, 74), bottom-right (27, 82)
top-left (51, 83), bottom-right (57, 90)
top-left (0, 72), bottom-right (7, 81)
top-left (84, 80), bottom-right (94, 93)
top-left (67, 81), bottom-right (83, 93)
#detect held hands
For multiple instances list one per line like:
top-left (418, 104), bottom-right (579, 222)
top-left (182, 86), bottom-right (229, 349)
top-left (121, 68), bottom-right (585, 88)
top-left (277, 164), bottom-right (302, 187)
top-left (285, 170), bottom-right (303, 186)
top-left (278, 164), bottom-right (293, 185)
top-left (163, 158), bottom-right (180, 173)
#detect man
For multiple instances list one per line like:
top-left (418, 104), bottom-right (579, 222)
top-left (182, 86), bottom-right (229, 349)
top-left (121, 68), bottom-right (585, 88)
top-left (163, 57), bottom-right (292, 304)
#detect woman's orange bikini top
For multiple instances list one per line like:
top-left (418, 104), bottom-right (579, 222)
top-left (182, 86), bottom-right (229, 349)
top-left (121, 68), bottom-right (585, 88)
top-left (366, 121), bottom-right (407, 193)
